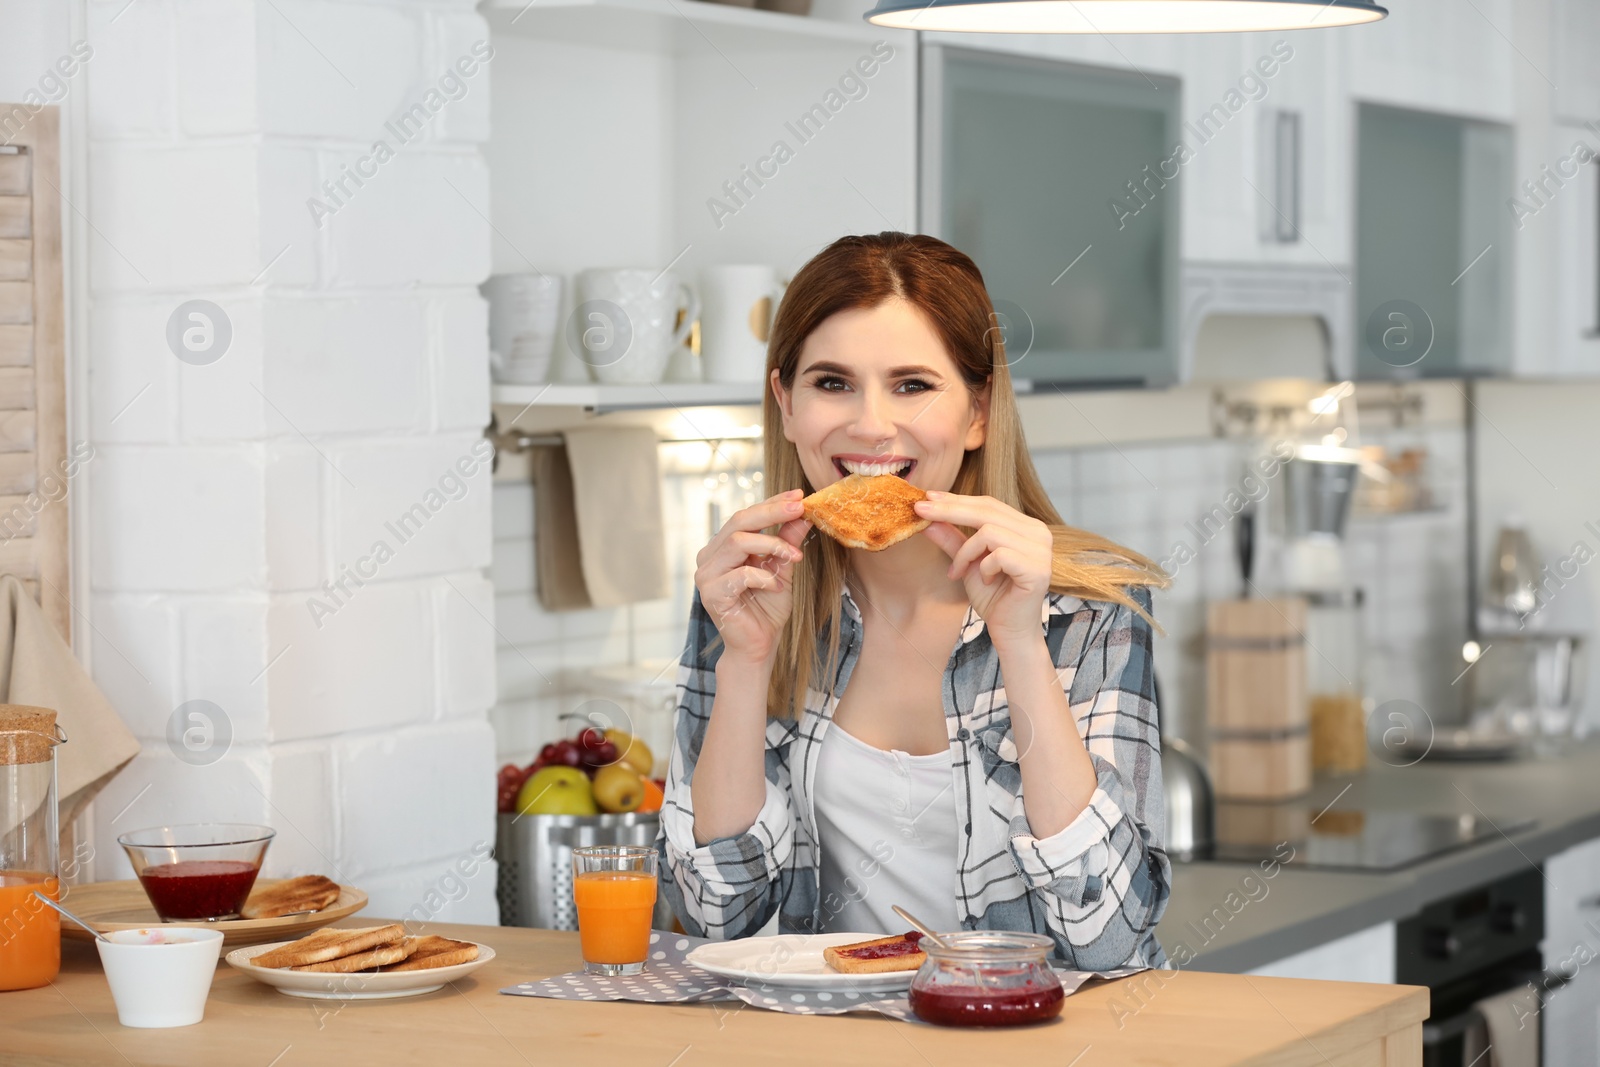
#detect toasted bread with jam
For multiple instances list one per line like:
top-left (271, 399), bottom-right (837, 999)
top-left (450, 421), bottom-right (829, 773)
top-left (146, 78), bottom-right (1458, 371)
top-left (822, 931), bottom-right (927, 974)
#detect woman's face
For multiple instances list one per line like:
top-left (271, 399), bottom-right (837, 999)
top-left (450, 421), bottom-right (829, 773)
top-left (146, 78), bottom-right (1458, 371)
top-left (772, 298), bottom-right (989, 494)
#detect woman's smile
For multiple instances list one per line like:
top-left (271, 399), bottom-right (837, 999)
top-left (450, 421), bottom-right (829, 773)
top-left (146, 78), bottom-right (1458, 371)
top-left (833, 454), bottom-right (917, 479)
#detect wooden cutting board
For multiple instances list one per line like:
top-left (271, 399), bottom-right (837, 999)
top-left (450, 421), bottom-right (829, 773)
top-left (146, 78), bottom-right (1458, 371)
top-left (58, 878), bottom-right (368, 947)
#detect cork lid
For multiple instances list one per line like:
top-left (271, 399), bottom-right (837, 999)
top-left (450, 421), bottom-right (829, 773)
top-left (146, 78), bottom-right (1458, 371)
top-left (0, 704), bottom-right (60, 765)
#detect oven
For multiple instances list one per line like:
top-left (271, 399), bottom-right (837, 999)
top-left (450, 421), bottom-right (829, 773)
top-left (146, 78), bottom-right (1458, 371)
top-left (1397, 866), bottom-right (1550, 1066)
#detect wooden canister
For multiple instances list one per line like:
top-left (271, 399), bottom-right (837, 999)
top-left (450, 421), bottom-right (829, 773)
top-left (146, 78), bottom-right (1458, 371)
top-left (1206, 598), bottom-right (1311, 800)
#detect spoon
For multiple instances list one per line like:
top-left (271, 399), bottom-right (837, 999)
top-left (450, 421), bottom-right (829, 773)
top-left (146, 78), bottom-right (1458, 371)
top-left (892, 905), bottom-right (950, 949)
top-left (34, 892), bottom-right (112, 943)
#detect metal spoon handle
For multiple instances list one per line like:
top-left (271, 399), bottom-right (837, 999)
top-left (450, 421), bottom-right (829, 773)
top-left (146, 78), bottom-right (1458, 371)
top-left (891, 905), bottom-right (949, 948)
top-left (33, 891), bottom-right (112, 943)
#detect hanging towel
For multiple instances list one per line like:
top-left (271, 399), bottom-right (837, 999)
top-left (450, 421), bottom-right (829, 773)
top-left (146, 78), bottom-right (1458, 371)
top-left (530, 428), bottom-right (668, 611)
top-left (0, 574), bottom-right (140, 840)
top-left (1464, 984), bottom-right (1540, 1067)
top-left (531, 443), bottom-right (594, 611)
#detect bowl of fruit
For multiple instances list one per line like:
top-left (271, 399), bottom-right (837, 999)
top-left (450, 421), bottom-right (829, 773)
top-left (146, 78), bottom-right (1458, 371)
top-left (494, 726), bottom-right (672, 930)
top-left (496, 726), bottom-right (664, 818)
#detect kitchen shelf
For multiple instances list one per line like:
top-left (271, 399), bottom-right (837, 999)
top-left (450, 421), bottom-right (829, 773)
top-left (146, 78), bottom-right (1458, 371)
top-left (491, 381), bottom-right (764, 413)
top-left (482, 0), bottom-right (884, 53)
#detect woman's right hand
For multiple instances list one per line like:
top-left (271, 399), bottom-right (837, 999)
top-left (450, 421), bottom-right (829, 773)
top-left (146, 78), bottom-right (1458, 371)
top-left (694, 488), bottom-right (811, 665)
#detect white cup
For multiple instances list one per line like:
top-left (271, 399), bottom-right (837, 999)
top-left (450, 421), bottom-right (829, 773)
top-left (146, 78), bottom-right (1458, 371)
top-left (95, 927), bottom-right (224, 1028)
top-left (699, 265), bottom-right (785, 383)
top-left (572, 268), bottom-right (700, 385)
top-left (483, 273), bottom-right (563, 385)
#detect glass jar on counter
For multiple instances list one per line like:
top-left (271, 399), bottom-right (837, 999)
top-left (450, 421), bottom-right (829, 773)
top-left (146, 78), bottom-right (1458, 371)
top-left (1305, 587), bottom-right (1368, 774)
top-left (908, 932), bottom-right (1064, 1027)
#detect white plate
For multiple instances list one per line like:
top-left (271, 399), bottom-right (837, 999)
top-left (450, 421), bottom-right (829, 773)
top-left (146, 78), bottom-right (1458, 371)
top-left (685, 933), bottom-right (918, 993)
top-left (226, 940), bottom-right (496, 1000)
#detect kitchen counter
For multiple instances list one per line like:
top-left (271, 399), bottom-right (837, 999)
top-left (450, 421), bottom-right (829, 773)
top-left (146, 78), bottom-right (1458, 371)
top-left (14, 921), bottom-right (1424, 1065)
top-left (1169, 735), bottom-right (1600, 973)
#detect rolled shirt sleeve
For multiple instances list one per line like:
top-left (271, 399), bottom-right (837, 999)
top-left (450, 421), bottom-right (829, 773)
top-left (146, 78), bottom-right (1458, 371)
top-left (1004, 588), bottom-right (1171, 968)
top-left (655, 595), bottom-right (796, 940)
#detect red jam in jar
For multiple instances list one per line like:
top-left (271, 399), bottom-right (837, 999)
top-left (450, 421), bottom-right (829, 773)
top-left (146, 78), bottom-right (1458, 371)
top-left (909, 979), bottom-right (1065, 1026)
top-left (136, 860), bottom-right (260, 920)
top-left (908, 932), bottom-right (1065, 1028)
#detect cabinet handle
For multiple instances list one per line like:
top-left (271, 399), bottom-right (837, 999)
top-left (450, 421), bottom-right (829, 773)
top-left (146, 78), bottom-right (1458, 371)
top-left (1578, 893), bottom-right (1600, 910)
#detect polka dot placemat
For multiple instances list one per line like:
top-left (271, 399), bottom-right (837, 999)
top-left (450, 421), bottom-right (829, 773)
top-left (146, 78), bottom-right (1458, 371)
top-left (501, 931), bottom-right (1148, 1024)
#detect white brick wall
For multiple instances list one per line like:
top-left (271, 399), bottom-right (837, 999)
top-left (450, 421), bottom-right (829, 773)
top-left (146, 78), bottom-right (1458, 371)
top-left (81, 0), bottom-right (499, 923)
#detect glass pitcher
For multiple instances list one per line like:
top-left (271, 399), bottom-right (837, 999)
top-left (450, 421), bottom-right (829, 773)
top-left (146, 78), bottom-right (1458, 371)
top-left (1, 712), bottom-right (67, 991)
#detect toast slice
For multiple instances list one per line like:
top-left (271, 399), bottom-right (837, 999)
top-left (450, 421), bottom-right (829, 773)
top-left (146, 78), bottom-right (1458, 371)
top-left (822, 932), bottom-right (927, 974)
top-left (290, 939), bottom-right (419, 973)
top-left (376, 935), bottom-right (480, 972)
top-left (242, 875), bottom-right (342, 920)
top-left (803, 474), bottom-right (929, 552)
top-left (251, 924), bottom-right (408, 969)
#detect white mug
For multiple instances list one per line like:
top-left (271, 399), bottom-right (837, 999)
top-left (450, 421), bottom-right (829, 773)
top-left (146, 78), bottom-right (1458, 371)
top-left (572, 269), bottom-right (701, 385)
top-left (699, 265), bottom-right (785, 384)
top-left (483, 273), bottom-right (562, 385)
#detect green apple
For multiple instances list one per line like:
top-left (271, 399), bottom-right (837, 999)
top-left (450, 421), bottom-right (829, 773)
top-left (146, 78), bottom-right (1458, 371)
top-left (516, 766), bottom-right (599, 816)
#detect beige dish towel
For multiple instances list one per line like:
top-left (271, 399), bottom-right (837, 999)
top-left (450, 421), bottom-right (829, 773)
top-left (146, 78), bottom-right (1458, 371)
top-left (533, 427), bottom-right (668, 611)
top-left (0, 573), bottom-right (140, 839)
top-left (1463, 985), bottom-right (1539, 1067)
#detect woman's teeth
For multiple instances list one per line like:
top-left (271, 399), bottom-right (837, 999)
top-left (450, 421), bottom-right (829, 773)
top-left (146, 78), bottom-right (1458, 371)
top-left (838, 459), bottom-right (913, 477)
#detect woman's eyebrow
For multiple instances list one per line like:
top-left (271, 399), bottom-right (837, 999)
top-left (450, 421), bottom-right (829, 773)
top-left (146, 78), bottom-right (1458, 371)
top-left (806, 361), bottom-right (940, 377)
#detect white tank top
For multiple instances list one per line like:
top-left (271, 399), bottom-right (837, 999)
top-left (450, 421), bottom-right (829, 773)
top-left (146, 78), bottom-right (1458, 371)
top-left (813, 721), bottom-right (962, 936)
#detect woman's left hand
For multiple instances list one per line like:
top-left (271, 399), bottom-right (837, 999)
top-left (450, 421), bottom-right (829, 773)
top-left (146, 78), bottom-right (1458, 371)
top-left (914, 492), bottom-right (1053, 647)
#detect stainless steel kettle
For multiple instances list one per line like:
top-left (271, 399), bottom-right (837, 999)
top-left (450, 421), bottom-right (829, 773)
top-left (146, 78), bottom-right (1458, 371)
top-left (1156, 674), bottom-right (1214, 861)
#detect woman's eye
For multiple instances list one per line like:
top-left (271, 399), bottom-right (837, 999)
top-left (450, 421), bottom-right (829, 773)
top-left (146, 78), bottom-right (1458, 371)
top-left (806, 375), bottom-right (934, 391)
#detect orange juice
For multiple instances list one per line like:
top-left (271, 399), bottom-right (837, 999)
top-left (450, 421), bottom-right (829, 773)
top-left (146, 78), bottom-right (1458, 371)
top-left (573, 870), bottom-right (657, 965)
top-left (0, 871), bottom-right (59, 991)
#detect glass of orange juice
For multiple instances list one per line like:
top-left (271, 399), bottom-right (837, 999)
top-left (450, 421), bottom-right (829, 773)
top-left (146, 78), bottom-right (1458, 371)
top-left (571, 845), bottom-right (658, 976)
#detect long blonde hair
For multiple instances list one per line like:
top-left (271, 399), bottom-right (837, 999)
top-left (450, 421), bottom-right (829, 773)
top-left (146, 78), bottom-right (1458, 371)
top-left (762, 232), bottom-right (1168, 719)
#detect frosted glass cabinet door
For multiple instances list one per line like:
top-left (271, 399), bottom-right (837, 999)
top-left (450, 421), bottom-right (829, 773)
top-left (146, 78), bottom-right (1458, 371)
top-left (1354, 103), bottom-right (1513, 379)
top-left (922, 46), bottom-right (1180, 387)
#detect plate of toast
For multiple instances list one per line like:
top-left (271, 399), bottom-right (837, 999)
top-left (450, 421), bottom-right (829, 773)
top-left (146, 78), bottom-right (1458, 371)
top-left (60, 875), bottom-right (368, 947)
top-left (685, 932), bottom-right (926, 993)
top-left (227, 923), bottom-right (494, 999)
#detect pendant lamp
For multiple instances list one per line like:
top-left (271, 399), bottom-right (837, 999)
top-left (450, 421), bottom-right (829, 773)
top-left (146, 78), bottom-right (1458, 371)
top-left (863, 0), bottom-right (1388, 33)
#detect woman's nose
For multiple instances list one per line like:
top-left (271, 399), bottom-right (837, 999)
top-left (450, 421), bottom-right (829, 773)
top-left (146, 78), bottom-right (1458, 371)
top-left (848, 388), bottom-right (895, 442)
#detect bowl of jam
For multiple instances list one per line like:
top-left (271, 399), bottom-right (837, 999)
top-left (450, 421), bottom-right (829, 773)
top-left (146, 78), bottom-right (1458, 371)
top-left (117, 824), bottom-right (275, 921)
top-left (908, 931), bottom-right (1065, 1028)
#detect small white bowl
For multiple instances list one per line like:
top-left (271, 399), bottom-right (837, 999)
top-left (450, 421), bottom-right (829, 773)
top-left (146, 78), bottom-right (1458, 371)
top-left (94, 927), bottom-right (224, 1028)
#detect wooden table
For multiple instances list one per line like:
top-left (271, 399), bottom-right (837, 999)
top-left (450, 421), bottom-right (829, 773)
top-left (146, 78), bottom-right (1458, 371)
top-left (7, 919), bottom-right (1428, 1066)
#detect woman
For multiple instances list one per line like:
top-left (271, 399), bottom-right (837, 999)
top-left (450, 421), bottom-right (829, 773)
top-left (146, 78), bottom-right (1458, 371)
top-left (656, 232), bottom-right (1172, 971)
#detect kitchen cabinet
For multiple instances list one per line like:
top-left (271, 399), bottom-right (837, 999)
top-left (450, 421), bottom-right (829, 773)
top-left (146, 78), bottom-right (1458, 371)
top-left (1354, 103), bottom-right (1515, 380)
top-left (1179, 30), bottom-right (1353, 269)
top-left (1245, 921), bottom-right (1397, 984)
top-left (1544, 836), bottom-right (1600, 1066)
top-left (1554, 0), bottom-right (1600, 125)
top-left (1544, 967), bottom-right (1600, 1067)
top-left (1550, 124), bottom-right (1600, 377)
top-left (1345, 0), bottom-right (1515, 123)
top-left (921, 44), bottom-right (1180, 386)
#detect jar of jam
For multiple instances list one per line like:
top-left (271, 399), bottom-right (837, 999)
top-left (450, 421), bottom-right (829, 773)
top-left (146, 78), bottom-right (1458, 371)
top-left (908, 931), bottom-right (1065, 1027)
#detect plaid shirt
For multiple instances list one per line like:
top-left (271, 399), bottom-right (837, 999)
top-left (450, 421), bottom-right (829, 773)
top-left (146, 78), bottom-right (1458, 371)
top-left (655, 583), bottom-right (1171, 972)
